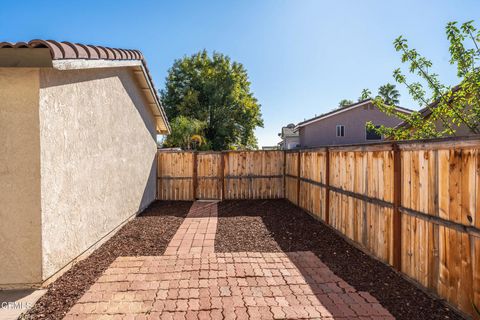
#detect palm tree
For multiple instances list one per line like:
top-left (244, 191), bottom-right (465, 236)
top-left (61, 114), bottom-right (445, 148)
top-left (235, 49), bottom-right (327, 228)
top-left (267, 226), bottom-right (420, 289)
top-left (164, 116), bottom-right (206, 150)
top-left (338, 99), bottom-right (354, 108)
top-left (358, 88), bottom-right (372, 101)
top-left (377, 83), bottom-right (400, 105)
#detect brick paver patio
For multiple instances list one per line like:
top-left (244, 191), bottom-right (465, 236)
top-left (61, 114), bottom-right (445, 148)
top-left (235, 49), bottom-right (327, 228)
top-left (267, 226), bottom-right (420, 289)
top-left (65, 201), bottom-right (394, 319)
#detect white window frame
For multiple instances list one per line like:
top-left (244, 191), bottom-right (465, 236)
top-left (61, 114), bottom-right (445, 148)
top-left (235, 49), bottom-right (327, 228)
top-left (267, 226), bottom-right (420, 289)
top-left (336, 125), bottom-right (345, 137)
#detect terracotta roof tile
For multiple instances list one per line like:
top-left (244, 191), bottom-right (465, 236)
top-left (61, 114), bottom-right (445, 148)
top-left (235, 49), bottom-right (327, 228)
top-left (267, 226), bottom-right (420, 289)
top-left (0, 40), bottom-right (145, 61)
top-left (86, 45), bottom-right (100, 59)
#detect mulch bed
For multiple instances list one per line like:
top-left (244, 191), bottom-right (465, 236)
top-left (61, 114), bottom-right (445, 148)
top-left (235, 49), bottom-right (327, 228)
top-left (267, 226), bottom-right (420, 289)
top-left (215, 199), bottom-right (465, 320)
top-left (21, 201), bottom-right (192, 320)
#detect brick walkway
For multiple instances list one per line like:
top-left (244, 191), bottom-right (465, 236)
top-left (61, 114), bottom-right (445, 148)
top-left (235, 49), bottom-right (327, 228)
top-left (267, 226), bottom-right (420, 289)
top-left (65, 201), bottom-right (394, 319)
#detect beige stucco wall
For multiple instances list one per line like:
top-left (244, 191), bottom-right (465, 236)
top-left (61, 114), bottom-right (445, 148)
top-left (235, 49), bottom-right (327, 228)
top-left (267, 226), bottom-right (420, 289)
top-left (39, 67), bottom-right (157, 280)
top-left (0, 68), bottom-right (42, 287)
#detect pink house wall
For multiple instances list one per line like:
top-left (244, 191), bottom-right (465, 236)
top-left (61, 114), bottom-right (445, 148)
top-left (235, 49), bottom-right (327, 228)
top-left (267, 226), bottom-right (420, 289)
top-left (299, 102), bottom-right (406, 147)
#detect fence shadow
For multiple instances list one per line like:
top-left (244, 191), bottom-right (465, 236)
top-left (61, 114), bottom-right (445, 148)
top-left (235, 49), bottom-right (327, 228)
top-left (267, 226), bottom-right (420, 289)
top-left (215, 199), bottom-right (458, 319)
top-left (140, 200), bottom-right (194, 217)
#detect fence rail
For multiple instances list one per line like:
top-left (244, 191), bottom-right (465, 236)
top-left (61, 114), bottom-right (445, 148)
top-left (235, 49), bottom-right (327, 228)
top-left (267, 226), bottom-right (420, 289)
top-left (157, 136), bottom-right (480, 317)
top-left (157, 150), bottom-right (284, 201)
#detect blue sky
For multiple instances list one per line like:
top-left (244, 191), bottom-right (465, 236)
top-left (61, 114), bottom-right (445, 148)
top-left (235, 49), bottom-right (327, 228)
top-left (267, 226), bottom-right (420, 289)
top-left (1, 0), bottom-right (478, 146)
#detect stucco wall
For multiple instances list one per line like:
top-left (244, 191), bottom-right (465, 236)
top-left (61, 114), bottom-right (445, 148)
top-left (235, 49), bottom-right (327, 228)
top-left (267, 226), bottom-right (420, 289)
top-left (0, 68), bottom-right (42, 287)
top-left (39, 67), bottom-right (157, 280)
top-left (299, 103), bottom-right (405, 147)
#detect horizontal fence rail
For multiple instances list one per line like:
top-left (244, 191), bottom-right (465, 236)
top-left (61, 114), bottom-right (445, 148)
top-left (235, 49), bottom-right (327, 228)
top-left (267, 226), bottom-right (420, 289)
top-left (157, 136), bottom-right (480, 317)
top-left (157, 150), bottom-right (284, 201)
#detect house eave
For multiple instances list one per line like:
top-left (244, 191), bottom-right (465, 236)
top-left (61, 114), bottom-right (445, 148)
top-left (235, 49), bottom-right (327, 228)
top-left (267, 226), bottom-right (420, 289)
top-left (0, 41), bottom-right (171, 135)
top-left (52, 59), bottom-right (170, 135)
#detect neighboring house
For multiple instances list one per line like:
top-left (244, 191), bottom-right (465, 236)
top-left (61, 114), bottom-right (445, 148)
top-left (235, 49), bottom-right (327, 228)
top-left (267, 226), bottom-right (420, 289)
top-left (296, 99), bottom-right (412, 147)
top-left (395, 88), bottom-right (476, 136)
top-left (0, 40), bottom-right (169, 289)
top-left (278, 123), bottom-right (300, 150)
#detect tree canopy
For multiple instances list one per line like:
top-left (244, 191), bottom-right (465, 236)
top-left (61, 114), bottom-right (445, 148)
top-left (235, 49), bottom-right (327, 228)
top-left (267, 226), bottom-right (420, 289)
top-left (163, 116), bottom-right (206, 150)
top-left (161, 50), bottom-right (263, 150)
top-left (369, 20), bottom-right (480, 140)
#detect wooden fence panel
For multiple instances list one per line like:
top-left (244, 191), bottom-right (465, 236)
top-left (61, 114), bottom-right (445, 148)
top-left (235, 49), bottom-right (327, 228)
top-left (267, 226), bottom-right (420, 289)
top-left (223, 151), bottom-right (284, 199)
top-left (399, 143), bottom-right (480, 315)
top-left (196, 153), bottom-right (222, 200)
top-left (158, 150), bottom-right (284, 201)
top-left (285, 152), bottom-right (299, 204)
top-left (298, 151), bottom-right (327, 221)
top-left (157, 152), bottom-right (194, 200)
top-left (327, 148), bottom-right (394, 265)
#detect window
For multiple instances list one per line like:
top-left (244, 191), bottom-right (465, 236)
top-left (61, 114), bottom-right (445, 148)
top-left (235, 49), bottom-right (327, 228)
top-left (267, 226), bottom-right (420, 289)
top-left (366, 125), bottom-right (382, 140)
top-left (336, 125), bottom-right (345, 137)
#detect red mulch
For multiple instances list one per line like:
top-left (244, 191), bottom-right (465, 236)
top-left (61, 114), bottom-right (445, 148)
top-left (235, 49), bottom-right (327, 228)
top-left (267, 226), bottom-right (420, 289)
top-left (20, 201), bottom-right (192, 320)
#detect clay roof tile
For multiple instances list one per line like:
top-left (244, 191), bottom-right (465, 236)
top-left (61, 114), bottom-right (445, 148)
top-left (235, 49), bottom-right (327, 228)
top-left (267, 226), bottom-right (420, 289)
top-left (85, 45), bottom-right (100, 59)
top-left (58, 42), bottom-right (77, 59)
top-left (14, 42), bottom-right (29, 48)
top-left (117, 49), bottom-right (127, 60)
top-left (0, 42), bottom-right (15, 48)
top-left (95, 46), bottom-right (108, 59)
top-left (28, 39), bottom-right (64, 59)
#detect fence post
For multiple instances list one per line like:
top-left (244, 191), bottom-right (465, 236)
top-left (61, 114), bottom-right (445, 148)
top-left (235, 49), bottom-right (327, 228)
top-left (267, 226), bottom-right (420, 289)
top-left (220, 152), bottom-right (225, 201)
top-left (296, 151), bottom-right (301, 205)
top-left (325, 147), bottom-right (330, 225)
top-left (192, 151), bottom-right (198, 200)
top-left (392, 143), bottom-right (402, 270)
top-left (283, 151), bottom-right (287, 198)
top-left (155, 151), bottom-right (158, 200)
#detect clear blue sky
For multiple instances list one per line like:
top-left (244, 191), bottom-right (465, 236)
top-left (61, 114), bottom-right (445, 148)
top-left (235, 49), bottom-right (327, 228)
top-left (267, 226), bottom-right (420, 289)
top-left (1, 0), bottom-right (478, 146)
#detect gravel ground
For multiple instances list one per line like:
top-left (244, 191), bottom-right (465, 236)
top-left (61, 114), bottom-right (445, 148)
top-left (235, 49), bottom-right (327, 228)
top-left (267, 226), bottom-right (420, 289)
top-left (20, 201), bottom-right (192, 320)
top-left (215, 199), bottom-right (465, 320)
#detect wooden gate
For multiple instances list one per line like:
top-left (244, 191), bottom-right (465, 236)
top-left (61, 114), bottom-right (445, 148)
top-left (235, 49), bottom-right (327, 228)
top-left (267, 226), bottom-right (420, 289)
top-left (195, 152), bottom-right (223, 200)
top-left (157, 150), bottom-right (284, 201)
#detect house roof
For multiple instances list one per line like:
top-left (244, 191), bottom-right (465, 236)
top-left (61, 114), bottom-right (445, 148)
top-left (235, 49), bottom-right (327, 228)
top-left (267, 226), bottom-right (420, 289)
top-left (279, 123), bottom-right (299, 138)
top-left (296, 99), bottom-right (413, 129)
top-left (395, 85), bottom-right (461, 130)
top-left (0, 40), bottom-right (170, 134)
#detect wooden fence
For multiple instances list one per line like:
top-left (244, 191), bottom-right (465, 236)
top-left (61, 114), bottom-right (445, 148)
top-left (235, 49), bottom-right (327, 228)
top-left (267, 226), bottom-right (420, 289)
top-left (157, 150), bottom-right (284, 201)
top-left (157, 137), bottom-right (480, 317)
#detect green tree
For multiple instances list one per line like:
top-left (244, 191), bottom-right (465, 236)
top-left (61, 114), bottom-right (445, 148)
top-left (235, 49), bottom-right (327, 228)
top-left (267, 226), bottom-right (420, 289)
top-left (370, 20), bottom-right (480, 140)
top-left (338, 99), bottom-right (354, 107)
top-left (163, 116), bottom-right (206, 150)
top-left (359, 88), bottom-right (372, 101)
top-left (377, 83), bottom-right (400, 105)
top-left (161, 50), bottom-right (263, 150)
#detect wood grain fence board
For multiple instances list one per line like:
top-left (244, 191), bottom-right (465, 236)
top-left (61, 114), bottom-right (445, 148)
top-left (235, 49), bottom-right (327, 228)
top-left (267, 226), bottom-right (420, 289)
top-left (157, 152), bottom-right (194, 200)
top-left (392, 144), bottom-right (402, 270)
top-left (196, 153), bottom-right (221, 200)
top-left (285, 153), bottom-right (299, 204)
top-left (223, 151), bottom-right (284, 199)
